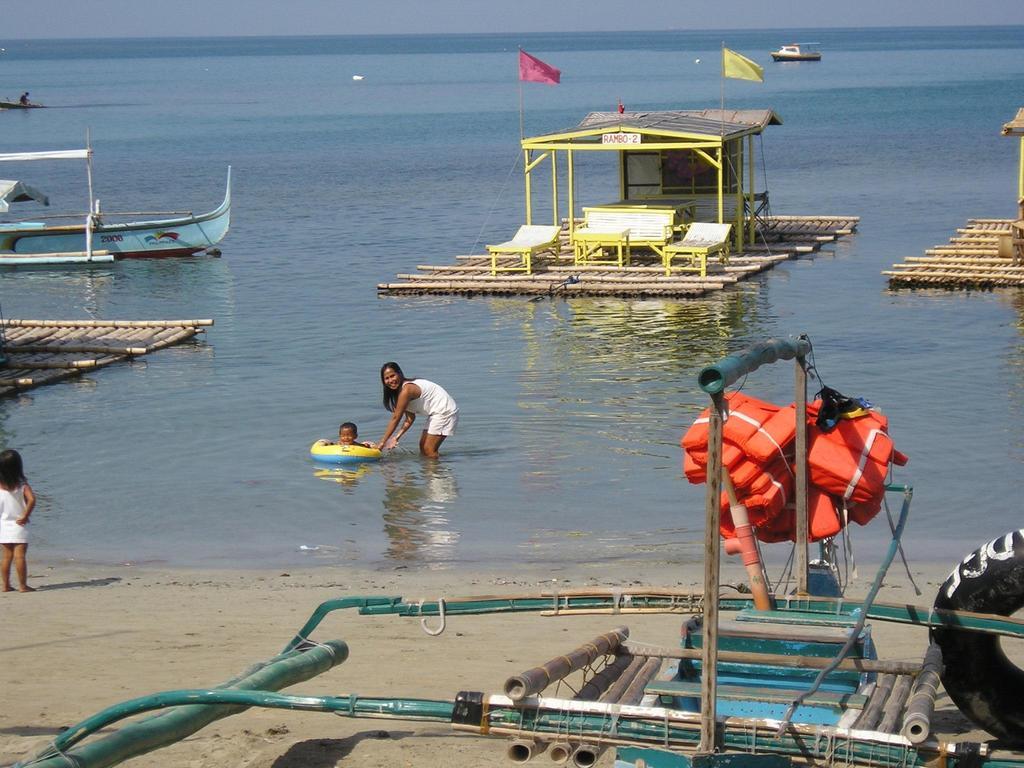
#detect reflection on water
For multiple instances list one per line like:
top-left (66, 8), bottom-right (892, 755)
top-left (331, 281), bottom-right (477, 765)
top-left (487, 290), bottom-right (770, 476)
top-left (313, 464), bottom-right (373, 491)
top-left (380, 459), bottom-right (460, 566)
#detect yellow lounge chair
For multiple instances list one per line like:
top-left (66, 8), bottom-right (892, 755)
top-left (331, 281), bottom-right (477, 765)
top-left (663, 222), bottom-right (732, 277)
top-left (486, 225), bottom-right (562, 275)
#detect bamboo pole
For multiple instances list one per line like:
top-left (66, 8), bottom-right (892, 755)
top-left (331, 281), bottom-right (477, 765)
top-left (599, 655), bottom-right (647, 703)
top-left (901, 643), bottom-right (942, 744)
top-left (698, 391), bottom-right (724, 753)
top-left (1, 359), bottom-right (98, 370)
top-left (503, 627), bottom-right (629, 701)
top-left (6, 343), bottom-right (147, 356)
top-left (618, 657), bottom-right (663, 706)
top-left (2, 319), bottom-right (213, 328)
top-left (853, 673), bottom-right (895, 731)
top-left (620, 644), bottom-right (922, 674)
top-left (878, 674), bottom-right (913, 734)
top-left (794, 352), bottom-right (809, 594)
top-left (575, 653), bottom-right (635, 701)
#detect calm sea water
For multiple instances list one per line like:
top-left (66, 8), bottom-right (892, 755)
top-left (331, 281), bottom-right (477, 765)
top-left (1, 27), bottom-right (1023, 573)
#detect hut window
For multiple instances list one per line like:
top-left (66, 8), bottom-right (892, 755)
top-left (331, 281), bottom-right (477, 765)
top-left (624, 152), bottom-right (661, 198)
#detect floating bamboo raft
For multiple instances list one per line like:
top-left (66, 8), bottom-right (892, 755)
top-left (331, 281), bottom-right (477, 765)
top-left (379, 215), bottom-right (859, 298)
top-left (0, 318), bottom-right (213, 396)
top-left (885, 219), bottom-right (1023, 288)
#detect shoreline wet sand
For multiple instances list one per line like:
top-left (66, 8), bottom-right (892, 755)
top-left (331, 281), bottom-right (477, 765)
top-left (0, 556), bottom-right (987, 768)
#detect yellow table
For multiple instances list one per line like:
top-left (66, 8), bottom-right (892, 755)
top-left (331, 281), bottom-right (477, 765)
top-left (572, 229), bottom-right (631, 267)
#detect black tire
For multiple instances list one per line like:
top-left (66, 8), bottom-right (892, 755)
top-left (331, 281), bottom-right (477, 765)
top-left (932, 529), bottom-right (1024, 745)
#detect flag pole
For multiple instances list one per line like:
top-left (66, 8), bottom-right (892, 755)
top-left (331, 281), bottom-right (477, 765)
top-left (720, 41), bottom-right (726, 137)
top-left (518, 48), bottom-right (525, 140)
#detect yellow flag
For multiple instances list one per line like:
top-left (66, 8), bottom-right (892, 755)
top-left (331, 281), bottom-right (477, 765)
top-left (722, 47), bottom-right (764, 82)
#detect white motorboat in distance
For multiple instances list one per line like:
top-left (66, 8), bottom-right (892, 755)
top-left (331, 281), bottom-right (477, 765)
top-left (771, 43), bottom-right (822, 62)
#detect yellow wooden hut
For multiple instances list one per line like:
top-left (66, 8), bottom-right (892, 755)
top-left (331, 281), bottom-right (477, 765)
top-left (519, 109), bottom-right (782, 254)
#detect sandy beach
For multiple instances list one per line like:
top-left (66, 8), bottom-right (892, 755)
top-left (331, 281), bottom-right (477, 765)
top-left (0, 555), bottom-right (987, 768)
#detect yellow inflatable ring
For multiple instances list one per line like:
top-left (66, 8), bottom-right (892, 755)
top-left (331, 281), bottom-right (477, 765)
top-left (309, 440), bottom-right (382, 465)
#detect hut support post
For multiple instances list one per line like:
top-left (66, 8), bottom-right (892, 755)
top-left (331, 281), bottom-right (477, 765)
top-left (716, 146), bottom-right (724, 224)
top-left (524, 149), bottom-right (533, 225)
top-left (794, 352), bottom-right (809, 594)
top-left (734, 140), bottom-right (744, 252)
top-left (1019, 135), bottom-right (1024, 200)
top-left (747, 134), bottom-right (756, 245)
top-left (550, 149), bottom-right (558, 226)
top-left (567, 150), bottom-right (576, 234)
top-left (698, 391), bottom-right (724, 753)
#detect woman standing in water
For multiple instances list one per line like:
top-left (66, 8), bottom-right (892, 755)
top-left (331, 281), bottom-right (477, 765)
top-left (375, 362), bottom-right (458, 458)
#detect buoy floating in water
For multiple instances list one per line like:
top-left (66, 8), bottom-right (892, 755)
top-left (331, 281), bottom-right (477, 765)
top-left (309, 440), bottom-right (381, 465)
top-left (352, 74), bottom-right (364, 81)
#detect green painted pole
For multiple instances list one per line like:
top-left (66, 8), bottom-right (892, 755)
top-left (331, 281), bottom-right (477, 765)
top-left (20, 641), bottom-right (349, 768)
top-left (698, 337), bottom-right (812, 395)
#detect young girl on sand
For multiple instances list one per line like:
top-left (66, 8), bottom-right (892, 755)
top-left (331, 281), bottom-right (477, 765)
top-left (0, 449), bottom-right (36, 593)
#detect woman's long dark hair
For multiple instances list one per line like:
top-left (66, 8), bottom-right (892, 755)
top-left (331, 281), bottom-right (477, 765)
top-left (0, 449), bottom-right (26, 489)
top-left (380, 361), bottom-right (407, 412)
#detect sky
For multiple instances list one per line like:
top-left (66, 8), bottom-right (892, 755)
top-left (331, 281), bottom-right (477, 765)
top-left (2, 0), bottom-right (1023, 39)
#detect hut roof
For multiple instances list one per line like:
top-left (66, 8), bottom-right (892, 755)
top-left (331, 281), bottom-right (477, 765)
top-left (1002, 107), bottom-right (1024, 137)
top-left (531, 109), bottom-right (782, 144)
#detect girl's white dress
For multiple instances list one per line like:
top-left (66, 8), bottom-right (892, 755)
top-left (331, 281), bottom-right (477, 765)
top-left (0, 485), bottom-right (29, 544)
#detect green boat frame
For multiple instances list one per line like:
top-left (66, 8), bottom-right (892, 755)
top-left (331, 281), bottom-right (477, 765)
top-left (16, 337), bottom-right (1024, 768)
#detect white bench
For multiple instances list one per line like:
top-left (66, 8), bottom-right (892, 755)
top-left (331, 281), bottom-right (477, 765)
top-left (486, 225), bottom-right (562, 275)
top-left (663, 222), bottom-right (732, 277)
top-left (571, 207), bottom-right (676, 267)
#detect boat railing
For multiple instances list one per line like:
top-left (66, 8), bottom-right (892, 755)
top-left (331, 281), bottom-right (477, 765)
top-left (1, 210), bottom-right (195, 222)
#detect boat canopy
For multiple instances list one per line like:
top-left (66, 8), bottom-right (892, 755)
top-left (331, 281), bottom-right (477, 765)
top-left (0, 149), bottom-right (90, 163)
top-left (0, 180), bottom-right (49, 213)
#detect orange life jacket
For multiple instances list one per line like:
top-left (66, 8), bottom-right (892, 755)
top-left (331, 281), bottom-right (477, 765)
top-left (681, 391), bottom-right (907, 543)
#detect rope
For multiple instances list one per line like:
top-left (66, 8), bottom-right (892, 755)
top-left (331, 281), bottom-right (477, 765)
top-left (467, 151), bottom-right (523, 261)
top-left (418, 597), bottom-right (447, 636)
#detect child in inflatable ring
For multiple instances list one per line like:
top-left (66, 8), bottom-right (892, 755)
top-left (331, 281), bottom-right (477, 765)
top-left (323, 422), bottom-right (373, 448)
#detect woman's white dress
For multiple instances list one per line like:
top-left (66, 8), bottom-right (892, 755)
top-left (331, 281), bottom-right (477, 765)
top-left (0, 485), bottom-right (28, 544)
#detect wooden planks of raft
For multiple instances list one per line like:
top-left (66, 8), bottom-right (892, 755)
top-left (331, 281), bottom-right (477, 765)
top-left (885, 219), bottom-right (1024, 288)
top-left (378, 214), bottom-right (859, 298)
top-left (0, 318), bottom-right (213, 396)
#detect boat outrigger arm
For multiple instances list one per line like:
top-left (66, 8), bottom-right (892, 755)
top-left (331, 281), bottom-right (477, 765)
top-left (0, 148), bottom-right (101, 259)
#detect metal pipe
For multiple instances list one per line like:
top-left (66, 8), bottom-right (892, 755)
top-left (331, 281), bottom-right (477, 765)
top-left (504, 627), bottom-right (629, 701)
top-left (698, 337), bottom-right (812, 394)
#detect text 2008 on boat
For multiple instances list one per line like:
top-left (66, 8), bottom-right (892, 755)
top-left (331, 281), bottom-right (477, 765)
top-left (15, 336), bottom-right (1024, 768)
top-left (0, 146), bottom-right (230, 265)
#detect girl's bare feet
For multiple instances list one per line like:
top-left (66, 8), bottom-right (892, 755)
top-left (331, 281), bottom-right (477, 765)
top-left (2, 587), bottom-right (13, 592)
top-left (18, 586), bottom-right (35, 592)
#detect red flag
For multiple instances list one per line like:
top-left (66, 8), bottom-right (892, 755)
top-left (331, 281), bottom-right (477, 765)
top-left (519, 49), bottom-right (560, 85)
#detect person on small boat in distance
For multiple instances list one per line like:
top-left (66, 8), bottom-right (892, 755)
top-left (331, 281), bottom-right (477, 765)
top-left (18, 92), bottom-right (29, 105)
top-left (331, 422), bottom-right (373, 448)
top-left (375, 362), bottom-right (458, 458)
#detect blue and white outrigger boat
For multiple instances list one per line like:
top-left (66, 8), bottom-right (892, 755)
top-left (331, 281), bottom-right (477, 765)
top-left (0, 147), bottom-right (230, 266)
top-left (15, 337), bottom-right (1024, 768)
